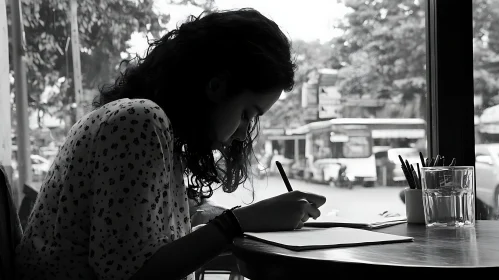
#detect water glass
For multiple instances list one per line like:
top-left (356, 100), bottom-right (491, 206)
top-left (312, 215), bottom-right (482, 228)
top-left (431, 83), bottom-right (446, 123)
top-left (421, 166), bottom-right (475, 228)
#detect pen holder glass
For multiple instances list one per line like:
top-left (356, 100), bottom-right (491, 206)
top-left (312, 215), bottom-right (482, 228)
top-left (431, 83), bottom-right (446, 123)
top-left (405, 187), bottom-right (425, 224)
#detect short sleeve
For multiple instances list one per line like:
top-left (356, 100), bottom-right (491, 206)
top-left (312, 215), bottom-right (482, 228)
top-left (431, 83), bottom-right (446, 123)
top-left (88, 100), bottom-right (176, 279)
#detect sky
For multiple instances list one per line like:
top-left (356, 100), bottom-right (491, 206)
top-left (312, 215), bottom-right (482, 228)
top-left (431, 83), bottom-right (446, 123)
top-left (127, 0), bottom-right (351, 56)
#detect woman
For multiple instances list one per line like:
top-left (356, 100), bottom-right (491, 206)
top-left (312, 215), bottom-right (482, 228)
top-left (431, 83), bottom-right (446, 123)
top-left (15, 8), bottom-right (326, 280)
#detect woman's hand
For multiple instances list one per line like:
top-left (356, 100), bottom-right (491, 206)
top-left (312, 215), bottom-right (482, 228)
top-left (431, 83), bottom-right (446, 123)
top-left (233, 191), bottom-right (326, 232)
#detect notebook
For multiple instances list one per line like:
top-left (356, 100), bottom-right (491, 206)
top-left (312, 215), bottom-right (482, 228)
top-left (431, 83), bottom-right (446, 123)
top-left (245, 227), bottom-right (413, 251)
top-left (304, 215), bottom-right (408, 229)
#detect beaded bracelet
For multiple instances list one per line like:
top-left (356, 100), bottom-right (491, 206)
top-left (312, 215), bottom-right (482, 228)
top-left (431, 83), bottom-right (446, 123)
top-left (209, 205), bottom-right (243, 242)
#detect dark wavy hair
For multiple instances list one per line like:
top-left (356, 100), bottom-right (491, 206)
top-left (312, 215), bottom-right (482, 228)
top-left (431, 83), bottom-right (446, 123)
top-left (94, 8), bottom-right (296, 201)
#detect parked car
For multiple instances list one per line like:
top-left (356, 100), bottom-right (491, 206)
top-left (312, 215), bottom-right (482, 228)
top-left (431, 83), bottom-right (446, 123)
top-left (475, 144), bottom-right (499, 212)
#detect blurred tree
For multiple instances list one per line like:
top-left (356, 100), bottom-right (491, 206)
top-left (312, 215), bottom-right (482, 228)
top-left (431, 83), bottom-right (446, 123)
top-left (172, 0), bottom-right (215, 11)
top-left (331, 0), bottom-right (426, 118)
top-left (292, 39), bottom-right (336, 84)
top-left (7, 0), bottom-right (214, 128)
top-left (473, 0), bottom-right (499, 113)
top-left (332, 0), bottom-right (499, 118)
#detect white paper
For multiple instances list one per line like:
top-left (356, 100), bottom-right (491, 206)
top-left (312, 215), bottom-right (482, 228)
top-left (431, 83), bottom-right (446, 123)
top-left (308, 215), bottom-right (407, 226)
top-left (245, 227), bottom-right (413, 251)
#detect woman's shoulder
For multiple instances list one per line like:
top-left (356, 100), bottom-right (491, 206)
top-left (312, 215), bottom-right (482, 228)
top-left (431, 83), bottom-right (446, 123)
top-left (98, 98), bottom-right (172, 129)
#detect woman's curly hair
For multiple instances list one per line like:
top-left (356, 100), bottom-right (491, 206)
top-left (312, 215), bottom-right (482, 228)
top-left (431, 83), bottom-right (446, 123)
top-left (93, 8), bottom-right (296, 202)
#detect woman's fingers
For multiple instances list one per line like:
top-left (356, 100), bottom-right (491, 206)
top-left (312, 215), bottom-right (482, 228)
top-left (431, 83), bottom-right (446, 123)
top-left (295, 201), bottom-right (320, 229)
top-left (289, 191), bottom-right (327, 208)
top-left (296, 221), bottom-right (305, 229)
top-left (302, 201), bottom-right (321, 219)
top-left (301, 213), bottom-right (310, 222)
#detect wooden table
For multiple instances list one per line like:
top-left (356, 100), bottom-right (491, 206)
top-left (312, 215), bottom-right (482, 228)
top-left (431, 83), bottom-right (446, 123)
top-left (232, 221), bottom-right (499, 279)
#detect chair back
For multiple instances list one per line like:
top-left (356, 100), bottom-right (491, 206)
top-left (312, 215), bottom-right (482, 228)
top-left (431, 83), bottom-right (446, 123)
top-left (0, 165), bottom-right (23, 280)
top-left (19, 183), bottom-right (38, 231)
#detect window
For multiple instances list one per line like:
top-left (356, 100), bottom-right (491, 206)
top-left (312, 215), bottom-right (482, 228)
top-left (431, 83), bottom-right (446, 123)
top-left (214, 0), bottom-right (428, 218)
top-left (13, 0), bottom-right (426, 219)
top-left (473, 0), bottom-right (499, 219)
top-left (4, 1), bottom-right (490, 226)
top-left (343, 136), bottom-right (370, 158)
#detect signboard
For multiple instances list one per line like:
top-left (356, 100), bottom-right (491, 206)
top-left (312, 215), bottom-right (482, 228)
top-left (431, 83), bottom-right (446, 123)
top-left (319, 104), bottom-right (341, 119)
top-left (302, 68), bottom-right (342, 121)
top-left (318, 86), bottom-right (342, 119)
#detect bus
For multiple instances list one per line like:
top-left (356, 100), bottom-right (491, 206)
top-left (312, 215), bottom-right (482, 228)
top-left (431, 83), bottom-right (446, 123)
top-left (285, 118), bottom-right (426, 187)
top-left (286, 119), bottom-right (377, 187)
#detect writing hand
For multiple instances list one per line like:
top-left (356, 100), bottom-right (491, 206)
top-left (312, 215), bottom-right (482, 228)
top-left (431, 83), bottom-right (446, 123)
top-left (233, 191), bottom-right (326, 232)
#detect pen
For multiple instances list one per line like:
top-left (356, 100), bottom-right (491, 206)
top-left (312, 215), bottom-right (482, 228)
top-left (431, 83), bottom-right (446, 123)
top-left (419, 152), bottom-right (426, 167)
top-left (410, 164), bottom-right (419, 189)
top-left (405, 160), bottom-right (415, 185)
top-left (416, 163), bottom-right (421, 188)
top-left (398, 155), bottom-right (415, 189)
top-left (434, 155), bottom-right (440, 167)
top-left (275, 161), bottom-right (293, 192)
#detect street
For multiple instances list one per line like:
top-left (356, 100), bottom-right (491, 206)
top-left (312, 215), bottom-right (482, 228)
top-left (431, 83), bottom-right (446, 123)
top-left (210, 174), bottom-right (407, 220)
top-left (28, 175), bottom-right (407, 219)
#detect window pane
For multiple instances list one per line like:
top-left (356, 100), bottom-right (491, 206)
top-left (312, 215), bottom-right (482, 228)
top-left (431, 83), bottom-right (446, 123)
top-left (473, 0), bottom-right (499, 220)
top-left (210, 0), bottom-right (428, 220)
top-left (6, 1), bottom-right (429, 226)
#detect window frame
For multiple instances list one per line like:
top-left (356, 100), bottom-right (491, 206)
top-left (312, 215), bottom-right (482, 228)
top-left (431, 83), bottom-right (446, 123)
top-left (426, 1), bottom-right (478, 217)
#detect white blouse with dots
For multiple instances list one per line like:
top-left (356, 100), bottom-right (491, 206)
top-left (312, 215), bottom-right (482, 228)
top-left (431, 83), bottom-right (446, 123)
top-left (15, 98), bottom-right (193, 280)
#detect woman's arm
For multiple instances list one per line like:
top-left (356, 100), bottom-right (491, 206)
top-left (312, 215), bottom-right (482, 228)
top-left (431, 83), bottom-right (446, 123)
top-left (131, 190), bottom-right (327, 279)
top-left (131, 221), bottom-right (229, 279)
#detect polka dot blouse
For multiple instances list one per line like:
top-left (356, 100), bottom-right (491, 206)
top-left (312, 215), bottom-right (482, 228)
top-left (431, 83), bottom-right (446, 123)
top-left (15, 98), bottom-right (193, 280)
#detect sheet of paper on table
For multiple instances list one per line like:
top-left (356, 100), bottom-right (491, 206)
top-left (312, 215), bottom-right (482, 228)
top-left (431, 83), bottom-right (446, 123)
top-left (304, 214), bottom-right (408, 229)
top-left (245, 227), bottom-right (413, 251)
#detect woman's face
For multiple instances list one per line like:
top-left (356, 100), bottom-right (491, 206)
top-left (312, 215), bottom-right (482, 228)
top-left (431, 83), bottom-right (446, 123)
top-left (208, 88), bottom-right (282, 149)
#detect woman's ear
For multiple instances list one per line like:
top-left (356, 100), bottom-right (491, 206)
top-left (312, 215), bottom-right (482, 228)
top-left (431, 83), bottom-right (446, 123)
top-left (206, 76), bottom-right (228, 103)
